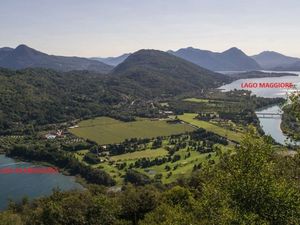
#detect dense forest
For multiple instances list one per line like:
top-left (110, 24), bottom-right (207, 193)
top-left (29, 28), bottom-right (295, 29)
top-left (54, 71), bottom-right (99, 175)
top-left (281, 93), bottom-right (300, 140)
top-left (0, 68), bottom-right (125, 134)
top-left (1, 131), bottom-right (300, 225)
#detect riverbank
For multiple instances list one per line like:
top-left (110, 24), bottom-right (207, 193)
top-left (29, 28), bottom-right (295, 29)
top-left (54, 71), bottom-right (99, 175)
top-left (219, 73), bottom-right (300, 145)
top-left (226, 71), bottom-right (299, 80)
top-left (1, 153), bottom-right (88, 187)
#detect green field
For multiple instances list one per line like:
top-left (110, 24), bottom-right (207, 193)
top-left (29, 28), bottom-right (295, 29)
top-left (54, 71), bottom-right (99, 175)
top-left (69, 117), bottom-right (195, 145)
top-left (111, 148), bottom-right (168, 161)
top-left (183, 98), bottom-right (209, 103)
top-left (178, 113), bottom-right (244, 142)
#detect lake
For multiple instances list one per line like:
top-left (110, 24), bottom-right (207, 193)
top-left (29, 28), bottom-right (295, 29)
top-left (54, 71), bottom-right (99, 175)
top-left (0, 155), bottom-right (83, 210)
top-left (219, 71), bottom-right (300, 145)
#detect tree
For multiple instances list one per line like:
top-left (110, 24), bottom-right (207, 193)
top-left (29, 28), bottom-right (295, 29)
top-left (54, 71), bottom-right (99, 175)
top-left (140, 204), bottom-right (198, 225)
top-left (0, 212), bottom-right (23, 225)
top-left (124, 170), bottom-right (151, 186)
top-left (120, 185), bottom-right (160, 225)
top-left (86, 195), bottom-right (120, 225)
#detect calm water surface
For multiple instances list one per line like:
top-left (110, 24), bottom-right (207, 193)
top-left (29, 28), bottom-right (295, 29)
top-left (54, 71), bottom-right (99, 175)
top-left (219, 71), bottom-right (300, 145)
top-left (0, 155), bottom-right (83, 210)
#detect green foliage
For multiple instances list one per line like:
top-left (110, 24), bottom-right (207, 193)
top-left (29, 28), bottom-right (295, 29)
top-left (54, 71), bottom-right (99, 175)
top-left (0, 211), bottom-right (23, 225)
top-left (163, 186), bottom-right (194, 209)
top-left (140, 204), bottom-right (198, 225)
top-left (86, 195), bottom-right (121, 225)
top-left (281, 93), bottom-right (300, 140)
top-left (0, 68), bottom-right (122, 134)
top-left (124, 170), bottom-right (152, 186)
top-left (2, 130), bottom-right (300, 225)
top-left (195, 128), bottom-right (300, 224)
top-left (120, 185), bottom-right (160, 225)
top-left (111, 49), bottom-right (230, 98)
top-left (7, 143), bottom-right (116, 186)
top-left (83, 152), bottom-right (100, 164)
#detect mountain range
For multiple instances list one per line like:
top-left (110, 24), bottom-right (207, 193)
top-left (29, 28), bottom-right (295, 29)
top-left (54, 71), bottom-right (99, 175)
top-left (0, 49), bottom-right (231, 132)
top-left (1, 44), bottom-right (300, 72)
top-left (108, 49), bottom-right (230, 97)
top-left (96, 48), bottom-right (300, 72)
top-left (252, 51), bottom-right (300, 70)
top-left (0, 45), bottom-right (113, 73)
top-left (168, 47), bottom-right (261, 71)
top-left (91, 53), bottom-right (131, 66)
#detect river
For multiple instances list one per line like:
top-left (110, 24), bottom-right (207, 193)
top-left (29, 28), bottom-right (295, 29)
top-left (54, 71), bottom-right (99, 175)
top-left (219, 71), bottom-right (300, 145)
top-left (0, 155), bottom-right (83, 210)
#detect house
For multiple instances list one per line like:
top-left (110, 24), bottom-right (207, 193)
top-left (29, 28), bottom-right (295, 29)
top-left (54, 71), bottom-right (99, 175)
top-left (45, 134), bottom-right (56, 140)
top-left (164, 111), bottom-right (174, 115)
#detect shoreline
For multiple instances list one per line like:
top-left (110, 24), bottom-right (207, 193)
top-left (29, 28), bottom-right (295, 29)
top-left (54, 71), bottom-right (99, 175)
top-left (0, 153), bottom-right (87, 188)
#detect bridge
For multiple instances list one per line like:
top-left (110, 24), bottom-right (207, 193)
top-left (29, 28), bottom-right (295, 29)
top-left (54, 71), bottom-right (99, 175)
top-left (255, 112), bottom-right (283, 118)
top-left (196, 111), bottom-right (283, 119)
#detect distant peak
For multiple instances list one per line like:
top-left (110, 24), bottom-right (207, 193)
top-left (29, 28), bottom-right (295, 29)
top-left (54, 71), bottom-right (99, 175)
top-left (14, 44), bottom-right (34, 53)
top-left (15, 44), bottom-right (30, 50)
top-left (222, 47), bottom-right (245, 55)
top-left (180, 47), bottom-right (200, 51)
top-left (258, 51), bottom-right (283, 55)
top-left (225, 47), bottom-right (241, 52)
top-left (14, 44), bottom-right (44, 56)
top-left (132, 49), bottom-right (164, 55)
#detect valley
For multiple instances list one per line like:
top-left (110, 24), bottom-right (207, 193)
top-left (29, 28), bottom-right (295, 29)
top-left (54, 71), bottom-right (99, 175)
top-left (0, 45), bottom-right (300, 225)
top-left (2, 1), bottom-right (300, 223)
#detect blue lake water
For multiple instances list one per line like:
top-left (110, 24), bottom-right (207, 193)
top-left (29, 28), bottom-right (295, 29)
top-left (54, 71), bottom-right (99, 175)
top-left (0, 155), bottom-right (83, 210)
top-left (219, 71), bottom-right (300, 145)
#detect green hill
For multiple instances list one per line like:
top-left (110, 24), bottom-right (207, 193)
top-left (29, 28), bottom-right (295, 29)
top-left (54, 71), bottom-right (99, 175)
top-left (110, 49), bottom-right (230, 97)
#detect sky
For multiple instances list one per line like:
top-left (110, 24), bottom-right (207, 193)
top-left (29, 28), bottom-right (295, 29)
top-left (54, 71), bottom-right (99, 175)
top-left (1, 0), bottom-right (300, 57)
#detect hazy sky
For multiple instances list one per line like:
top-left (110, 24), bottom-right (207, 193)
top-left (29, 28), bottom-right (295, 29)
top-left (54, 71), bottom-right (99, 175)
top-left (1, 0), bottom-right (300, 57)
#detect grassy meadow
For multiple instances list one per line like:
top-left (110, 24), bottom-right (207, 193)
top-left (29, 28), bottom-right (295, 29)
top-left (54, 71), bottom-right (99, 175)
top-left (178, 113), bottom-right (244, 142)
top-left (183, 98), bottom-right (210, 103)
top-left (111, 148), bottom-right (168, 161)
top-left (69, 117), bottom-right (195, 145)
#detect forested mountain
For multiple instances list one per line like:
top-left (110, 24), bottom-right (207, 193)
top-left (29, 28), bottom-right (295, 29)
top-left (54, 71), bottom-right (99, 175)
top-left (0, 47), bottom-right (13, 60)
top-left (0, 45), bottom-right (113, 73)
top-left (252, 51), bottom-right (300, 70)
top-left (109, 49), bottom-right (231, 97)
top-left (0, 68), bottom-right (124, 134)
top-left (92, 53), bottom-right (131, 66)
top-left (168, 47), bottom-right (261, 71)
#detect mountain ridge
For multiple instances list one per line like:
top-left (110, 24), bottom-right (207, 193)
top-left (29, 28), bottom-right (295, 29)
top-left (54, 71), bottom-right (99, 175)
top-left (168, 47), bottom-right (261, 71)
top-left (252, 51), bottom-right (300, 70)
top-left (92, 53), bottom-right (131, 66)
top-left (109, 49), bottom-right (231, 97)
top-left (0, 44), bottom-right (113, 73)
